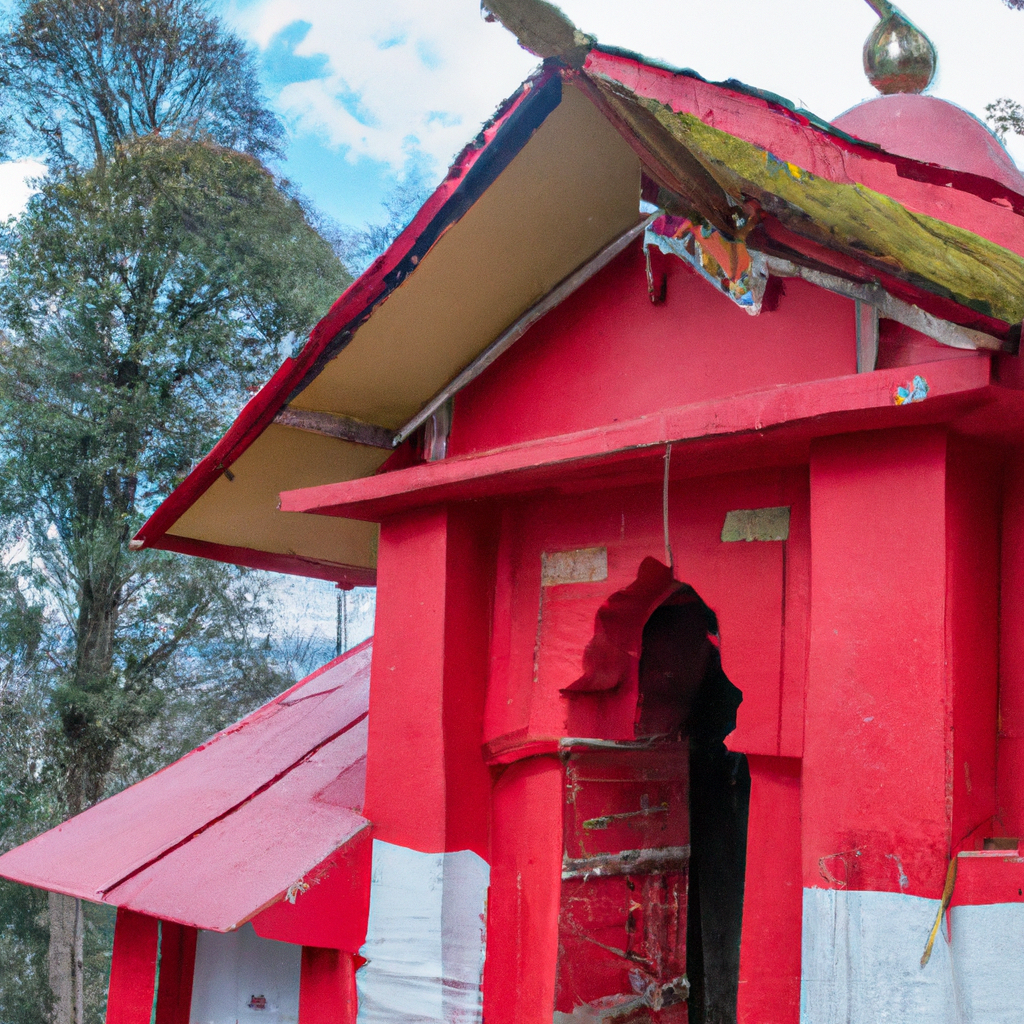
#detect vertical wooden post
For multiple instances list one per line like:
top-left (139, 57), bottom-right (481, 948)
top-left (153, 923), bottom-right (197, 1024)
top-left (299, 948), bottom-right (357, 1024)
top-left (105, 911), bottom-right (159, 1024)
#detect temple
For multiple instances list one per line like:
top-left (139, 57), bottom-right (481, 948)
top-left (3, 1), bottom-right (1024, 1021)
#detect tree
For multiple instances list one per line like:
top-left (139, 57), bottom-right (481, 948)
top-left (986, 97), bottom-right (1024, 142)
top-left (0, 134), bottom-right (348, 1024)
top-left (0, 3), bottom-right (352, 1021)
top-left (0, 0), bottom-right (283, 168)
top-left (987, 1), bottom-right (1024, 139)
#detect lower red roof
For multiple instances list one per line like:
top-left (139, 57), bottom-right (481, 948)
top-left (0, 641), bottom-right (372, 935)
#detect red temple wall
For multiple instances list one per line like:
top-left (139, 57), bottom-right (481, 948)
top-left (483, 466), bottom-right (807, 759)
top-left (998, 452), bottom-right (1024, 838)
top-left (448, 243), bottom-right (859, 457)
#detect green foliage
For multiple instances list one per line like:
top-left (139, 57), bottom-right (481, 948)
top-left (0, 2), bottom-right (354, 1020)
top-left (0, 136), bottom-right (349, 813)
top-left (0, 882), bottom-right (50, 1024)
top-left (0, 0), bottom-right (284, 166)
top-left (0, 136), bottom-right (344, 519)
top-left (986, 97), bottom-right (1024, 143)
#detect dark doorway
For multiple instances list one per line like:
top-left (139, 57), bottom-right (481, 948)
top-left (637, 596), bottom-right (750, 1024)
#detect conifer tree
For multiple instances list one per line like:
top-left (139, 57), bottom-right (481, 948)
top-left (0, 3), bottom-right (350, 1021)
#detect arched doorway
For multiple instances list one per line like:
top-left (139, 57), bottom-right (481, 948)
top-left (638, 597), bottom-right (750, 1024)
top-left (555, 564), bottom-right (750, 1023)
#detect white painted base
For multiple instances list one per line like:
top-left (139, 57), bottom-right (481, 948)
top-left (356, 840), bottom-right (490, 1024)
top-left (802, 888), bottom-right (1024, 1023)
top-left (189, 923), bottom-right (301, 1024)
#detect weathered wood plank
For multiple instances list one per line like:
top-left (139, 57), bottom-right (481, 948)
top-left (481, 0), bottom-right (593, 67)
top-left (273, 408), bottom-right (396, 449)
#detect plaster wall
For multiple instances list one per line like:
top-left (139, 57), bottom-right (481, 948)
top-left (484, 466), bottom-right (808, 759)
top-left (449, 245), bottom-right (858, 457)
top-left (189, 925), bottom-right (300, 1024)
top-left (362, 423), bottom-right (1013, 1023)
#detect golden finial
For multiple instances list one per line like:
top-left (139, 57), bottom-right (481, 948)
top-left (862, 0), bottom-right (936, 94)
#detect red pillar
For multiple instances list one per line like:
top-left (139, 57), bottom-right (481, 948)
top-left (362, 505), bottom-right (495, 857)
top-left (804, 427), bottom-right (951, 899)
top-left (107, 913), bottom-right (198, 1024)
top-left (946, 437), bottom-right (1000, 847)
top-left (737, 756), bottom-right (802, 1024)
top-left (106, 910), bottom-right (159, 1024)
top-left (483, 755), bottom-right (563, 1024)
top-left (299, 948), bottom-right (357, 1024)
top-left (153, 922), bottom-right (197, 1024)
top-left (999, 452), bottom-right (1024, 837)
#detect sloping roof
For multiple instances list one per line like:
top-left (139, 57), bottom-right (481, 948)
top-left (132, 33), bottom-right (1024, 587)
top-left (0, 642), bottom-right (372, 934)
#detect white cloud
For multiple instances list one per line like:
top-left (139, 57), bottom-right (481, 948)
top-left (558, 0), bottom-right (1024, 122)
top-left (227, 0), bottom-right (538, 171)
top-left (229, 0), bottom-right (1024, 176)
top-left (0, 159), bottom-right (46, 220)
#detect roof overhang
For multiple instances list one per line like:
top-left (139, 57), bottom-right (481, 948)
top-left (134, 47), bottom-right (1024, 585)
top-left (0, 645), bottom-right (373, 947)
top-left (135, 72), bottom-right (643, 585)
top-left (279, 355), bottom-right (1007, 522)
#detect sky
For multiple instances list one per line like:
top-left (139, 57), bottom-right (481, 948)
top-left (215, 0), bottom-right (1024, 229)
top-left (2, 1), bottom-right (1024, 226)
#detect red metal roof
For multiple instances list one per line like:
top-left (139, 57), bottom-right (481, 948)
top-left (0, 641), bottom-right (372, 933)
top-left (132, 44), bottom-right (1024, 582)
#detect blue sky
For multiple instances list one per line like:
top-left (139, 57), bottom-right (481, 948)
top-left (3, 3), bottom-right (1024, 235)
top-left (213, 0), bottom-right (1024, 234)
top-left (221, 0), bottom-right (537, 226)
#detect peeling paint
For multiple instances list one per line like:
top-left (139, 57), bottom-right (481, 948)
top-left (894, 374), bottom-right (930, 405)
top-left (645, 213), bottom-right (768, 314)
top-left (542, 547), bottom-right (608, 587)
top-left (801, 888), bottom-right (1024, 1022)
top-left (721, 506), bottom-right (791, 542)
top-left (356, 840), bottom-right (489, 1024)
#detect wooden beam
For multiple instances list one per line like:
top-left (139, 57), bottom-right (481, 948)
top-left (273, 408), bottom-right (396, 449)
top-left (764, 256), bottom-right (1016, 353)
top-left (481, 0), bottom-right (594, 68)
top-left (856, 300), bottom-right (880, 372)
top-left (282, 356), bottom-right (992, 523)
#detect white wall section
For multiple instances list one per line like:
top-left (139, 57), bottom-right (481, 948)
top-left (356, 840), bottom-right (490, 1024)
top-left (801, 888), bottom-right (1024, 1023)
top-left (948, 902), bottom-right (1024, 1021)
top-left (189, 924), bottom-right (301, 1024)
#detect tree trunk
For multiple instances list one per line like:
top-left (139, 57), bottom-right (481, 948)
top-left (52, 543), bottom-right (123, 1023)
top-left (48, 893), bottom-right (84, 1024)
